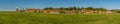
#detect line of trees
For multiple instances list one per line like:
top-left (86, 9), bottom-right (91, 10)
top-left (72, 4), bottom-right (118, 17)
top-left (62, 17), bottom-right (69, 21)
top-left (43, 7), bottom-right (120, 13)
top-left (44, 7), bottom-right (106, 11)
top-left (20, 7), bottom-right (120, 13)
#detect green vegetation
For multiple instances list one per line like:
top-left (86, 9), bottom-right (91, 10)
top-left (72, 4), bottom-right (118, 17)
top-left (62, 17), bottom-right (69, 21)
top-left (0, 12), bottom-right (120, 24)
top-left (43, 7), bottom-right (107, 11)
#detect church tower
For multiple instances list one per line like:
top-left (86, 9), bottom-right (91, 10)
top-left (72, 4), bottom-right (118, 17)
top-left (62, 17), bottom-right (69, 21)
top-left (16, 6), bottom-right (19, 12)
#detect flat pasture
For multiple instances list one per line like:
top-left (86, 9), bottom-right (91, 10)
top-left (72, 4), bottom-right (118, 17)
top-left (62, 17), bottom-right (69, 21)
top-left (0, 12), bottom-right (120, 24)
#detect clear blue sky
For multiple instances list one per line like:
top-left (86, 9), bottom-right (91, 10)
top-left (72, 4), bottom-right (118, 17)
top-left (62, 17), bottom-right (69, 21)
top-left (0, 0), bottom-right (120, 11)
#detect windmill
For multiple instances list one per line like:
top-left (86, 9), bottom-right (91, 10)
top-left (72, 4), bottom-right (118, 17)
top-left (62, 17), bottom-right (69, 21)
top-left (16, 6), bottom-right (19, 12)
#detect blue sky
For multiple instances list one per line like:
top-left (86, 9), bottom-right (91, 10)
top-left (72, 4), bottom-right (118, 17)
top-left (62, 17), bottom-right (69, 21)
top-left (0, 0), bottom-right (120, 11)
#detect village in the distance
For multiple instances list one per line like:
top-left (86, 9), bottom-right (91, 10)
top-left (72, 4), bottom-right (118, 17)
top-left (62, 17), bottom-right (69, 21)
top-left (16, 6), bottom-right (120, 14)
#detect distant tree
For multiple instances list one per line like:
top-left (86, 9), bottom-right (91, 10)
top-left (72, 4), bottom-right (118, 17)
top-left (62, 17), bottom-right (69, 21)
top-left (78, 7), bottom-right (84, 10)
top-left (20, 9), bottom-right (25, 12)
top-left (111, 9), bottom-right (120, 13)
top-left (95, 8), bottom-right (106, 11)
top-left (59, 7), bottom-right (65, 10)
top-left (67, 6), bottom-right (78, 10)
top-left (44, 7), bottom-right (54, 10)
top-left (85, 7), bottom-right (94, 10)
top-left (81, 7), bottom-right (84, 9)
top-left (64, 8), bottom-right (70, 11)
top-left (72, 6), bottom-right (77, 10)
top-left (77, 7), bottom-right (81, 10)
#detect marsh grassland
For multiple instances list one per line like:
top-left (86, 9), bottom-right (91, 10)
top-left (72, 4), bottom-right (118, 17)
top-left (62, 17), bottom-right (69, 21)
top-left (0, 12), bottom-right (120, 24)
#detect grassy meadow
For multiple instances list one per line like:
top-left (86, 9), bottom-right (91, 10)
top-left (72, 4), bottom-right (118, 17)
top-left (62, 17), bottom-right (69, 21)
top-left (0, 12), bottom-right (120, 24)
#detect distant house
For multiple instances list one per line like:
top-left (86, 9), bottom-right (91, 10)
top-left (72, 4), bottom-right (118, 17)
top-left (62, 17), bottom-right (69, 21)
top-left (106, 10), bottom-right (115, 14)
top-left (64, 10), bottom-right (77, 14)
top-left (43, 10), bottom-right (60, 14)
top-left (36, 9), bottom-right (42, 13)
top-left (80, 9), bottom-right (95, 14)
top-left (25, 8), bottom-right (40, 13)
top-left (80, 9), bottom-right (110, 14)
top-left (25, 8), bottom-right (37, 13)
top-left (43, 10), bottom-right (50, 13)
top-left (94, 10), bottom-right (106, 14)
top-left (49, 10), bottom-right (60, 14)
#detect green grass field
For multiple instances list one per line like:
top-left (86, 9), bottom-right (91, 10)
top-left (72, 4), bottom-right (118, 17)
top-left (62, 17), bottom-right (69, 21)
top-left (0, 12), bottom-right (120, 24)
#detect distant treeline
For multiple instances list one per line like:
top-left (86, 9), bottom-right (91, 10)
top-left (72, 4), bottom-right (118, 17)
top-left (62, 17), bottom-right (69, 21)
top-left (44, 7), bottom-right (106, 10)
top-left (20, 7), bottom-right (120, 13)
